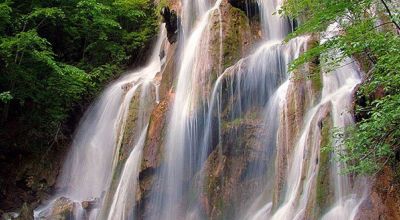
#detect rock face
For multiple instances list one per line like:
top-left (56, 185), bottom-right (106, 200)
top-left (356, 166), bottom-right (400, 220)
top-left (219, 1), bottom-right (255, 69)
top-left (200, 116), bottom-right (268, 219)
top-left (0, 203), bottom-right (33, 220)
top-left (135, 0), bottom-right (257, 218)
top-left (135, 40), bottom-right (177, 220)
top-left (0, 140), bottom-right (68, 216)
top-left (160, 7), bottom-right (180, 43)
top-left (228, 0), bottom-right (259, 18)
top-left (17, 203), bottom-right (33, 220)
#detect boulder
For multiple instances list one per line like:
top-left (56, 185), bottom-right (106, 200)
top-left (48, 197), bottom-right (76, 220)
top-left (121, 82), bottom-right (134, 92)
top-left (81, 198), bottom-right (99, 211)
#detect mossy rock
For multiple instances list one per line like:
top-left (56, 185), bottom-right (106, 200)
top-left (198, 111), bottom-right (270, 219)
top-left (222, 6), bottom-right (251, 69)
top-left (48, 197), bottom-right (76, 220)
top-left (313, 108), bottom-right (335, 218)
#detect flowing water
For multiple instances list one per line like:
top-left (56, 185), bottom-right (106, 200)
top-left (147, 1), bottom-right (224, 219)
top-left (34, 26), bottom-right (167, 219)
top-left (35, 0), bottom-right (367, 219)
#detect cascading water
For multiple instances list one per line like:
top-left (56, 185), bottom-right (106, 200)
top-left (34, 0), bottom-right (369, 219)
top-left (147, 0), bottom-right (365, 219)
top-left (266, 59), bottom-right (363, 220)
top-left (105, 126), bottom-right (148, 220)
top-left (34, 26), bottom-right (167, 220)
top-left (147, 1), bottom-right (224, 219)
top-left (257, 0), bottom-right (289, 40)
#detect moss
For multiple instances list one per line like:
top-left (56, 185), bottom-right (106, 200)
top-left (221, 110), bottom-right (260, 131)
top-left (309, 67), bottom-right (322, 96)
top-left (203, 152), bottom-right (221, 196)
top-left (307, 35), bottom-right (323, 99)
top-left (120, 91), bottom-right (141, 157)
top-left (315, 116), bottom-right (334, 218)
top-left (156, 0), bottom-right (169, 13)
top-left (222, 7), bottom-right (249, 69)
top-left (222, 117), bottom-right (243, 130)
top-left (200, 149), bottom-right (226, 219)
top-left (215, 196), bottom-right (225, 219)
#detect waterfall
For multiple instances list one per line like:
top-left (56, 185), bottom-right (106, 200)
top-left (34, 26), bottom-right (167, 220)
top-left (269, 59), bottom-right (363, 220)
top-left (257, 0), bottom-right (289, 40)
top-left (34, 0), bottom-right (368, 219)
top-left (148, 0), bottom-right (365, 219)
top-left (105, 126), bottom-right (148, 220)
top-left (147, 1), bottom-right (224, 219)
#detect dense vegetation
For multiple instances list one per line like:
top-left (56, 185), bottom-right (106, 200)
top-left (281, 0), bottom-right (400, 174)
top-left (0, 0), bottom-right (157, 153)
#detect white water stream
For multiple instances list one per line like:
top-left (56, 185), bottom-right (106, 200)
top-left (34, 26), bottom-right (167, 220)
top-left (34, 0), bottom-right (368, 219)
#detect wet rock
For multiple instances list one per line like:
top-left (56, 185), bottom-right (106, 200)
top-left (272, 70), bottom-right (310, 209)
top-left (307, 34), bottom-right (323, 101)
top-left (140, 43), bottom-right (177, 174)
top-left (135, 41), bottom-right (177, 219)
top-left (219, 3), bottom-right (254, 69)
top-left (0, 201), bottom-right (33, 220)
top-left (16, 203), bottom-right (33, 220)
top-left (160, 7), bottom-right (180, 43)
top-left (121, 82), bottom-right (134, 92)
top-left (81, 198), bottom-right (99, 211)
top-left (304, 105), bottom-right (335, 219)
top-left (355, 166), bottom-right (400, 220)
top-left (228, 0), bottom-right (259, 18)
top-left (49, 197), bottom-right (76, 220)
top-left (158, 43), bottom-right (177, 100)
top-left (1, 212), bottom-right (19, 220)
top-left (200, 116), bottom-right (268, 219)
top-left (136, 92), bottom-right (174, 219)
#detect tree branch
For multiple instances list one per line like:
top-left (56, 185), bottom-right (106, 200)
top-left (380, 0), bottom-right (400, 31)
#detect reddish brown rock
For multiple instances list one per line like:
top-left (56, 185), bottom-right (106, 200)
top-left (48, 197), bottom-right (76, 220)
top-left (356, 166), bottom-right (400, 220)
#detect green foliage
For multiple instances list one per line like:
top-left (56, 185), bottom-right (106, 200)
top-left (0, 91), bottom-right (12, 103)
top-left (0, 2), bottom-right (11, 32)
top-left (0, 0), bottom-right (157, 151)
top-left (343, 94), bottom-right (400, 174)
top-left (282, 0), bottom-right (400, 174)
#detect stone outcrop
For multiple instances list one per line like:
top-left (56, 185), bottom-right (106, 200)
top-left (160, 7), bottom-right (180, 43)
top-left (200, 115), bottom-right (268, 219)
top-left (81, 198), bottom-right (99, 211)
top-left (228, 0), bottom-right (259, 18)
top-left (355, 166), bottom-right (400, 220)
top-left (135, 0), bottom-right (257, 218)
top-left (48, 197), bottom-right (76, 220)
top-left (135, 39), bottom-right (177, 220)
top-left (219, 1), bottom-right (255, 69)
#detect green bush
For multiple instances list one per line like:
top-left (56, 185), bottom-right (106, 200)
top-left (0, 0), bottom-right (157, 151)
